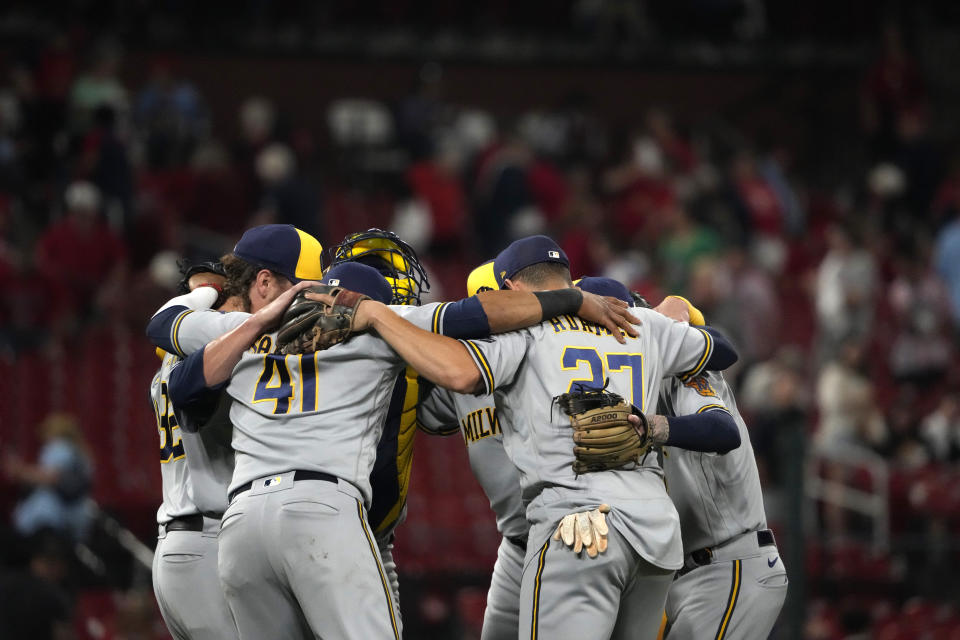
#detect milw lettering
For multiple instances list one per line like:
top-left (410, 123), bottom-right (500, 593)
top-left (461, 406), bottom-right (501, 444)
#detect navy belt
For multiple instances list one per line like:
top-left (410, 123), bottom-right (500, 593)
top-left (163, 513), bottom-right (204, 532)
top-left (677, 529), bottom-right (776, 577)
top-left (507, 535), bottom-right (528, 551)
top-left (229, 470), bottom-right (337, 503)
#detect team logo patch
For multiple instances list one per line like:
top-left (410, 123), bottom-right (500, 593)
top-left (263, 475), bottom-right (284, 488)
top-left (500, 270), bottom-right (507, 279)
top-left (328, 278), bottom-right (340, 286)
top-left (548, 250), bottom-right (560, 259)
top-left (683, 376), bottom-right (718, 398)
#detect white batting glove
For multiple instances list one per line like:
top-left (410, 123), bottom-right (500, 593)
top-left (552, 504), bottom-right (611, 558)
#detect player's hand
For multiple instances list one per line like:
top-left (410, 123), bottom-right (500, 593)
top-left (630, 413), bottom-right (669, 446)
top-left (553, 504), bottom-right (611, 558)
top-left (252, 280), bottom-right (320, 331)
top-left (654, 296), bottom-right (690, 323)
top-left (302, 291), bottom-right (387, 332)
top-left (578, 292), bottom-right (639, 344)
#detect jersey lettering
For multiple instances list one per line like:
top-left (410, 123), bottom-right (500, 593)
top-left (155, 381), bottom-right (185, 462)
top-left (561, 347), bottom-right (646, 407)
top-left (460, 406), bottom-right (501, 444)
top-left (252, 355), bottom-right (294, 414)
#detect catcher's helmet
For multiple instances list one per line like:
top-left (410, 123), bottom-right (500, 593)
top-left (329, 228), bottom-right (429, 306)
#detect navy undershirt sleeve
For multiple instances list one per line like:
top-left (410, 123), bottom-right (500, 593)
top-left (437, 296), bottom-right (491, 339)
top-left (702, 326), bottom-right (738, 372)
top-left (146, 305), bottom-right (188, 353)
top-left (168, 346), bottom-right (227, 424)
top-left (664, 409), bottom-right (741, 454)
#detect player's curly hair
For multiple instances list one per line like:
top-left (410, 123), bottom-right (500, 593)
top-left (220, 253), bottom-right (286, 312)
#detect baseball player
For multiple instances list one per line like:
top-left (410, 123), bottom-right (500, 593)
top-left (145, 226), bottom-right (640, 639)
top-left (149, 263), bottom-right (239, 640)
top-left (325, 229), bottom-right (433, 619)
top-left (416, 259), bottom-right (529, 640)
top-left (327, 235), bottom-right (740, 639)
top-left (647, 295), bottom-right (788, 640)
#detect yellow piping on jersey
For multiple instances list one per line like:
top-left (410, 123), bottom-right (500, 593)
top-left (696, 404), bottom-right (729, 414)
top-left (431, 303), bottom-right (448, 334)
top-left (171, 309), bottom-right (194, 357)
top-left (679, 328), bottom-right (712, 382)
top-left (464, 340), bottom-right (494, 393)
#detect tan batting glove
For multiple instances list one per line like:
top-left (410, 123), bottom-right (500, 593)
top-left (552, 504), bottom-right (611, 558)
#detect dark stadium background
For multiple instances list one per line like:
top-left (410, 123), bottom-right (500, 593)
top-left (1, 1), bottom-right (959, 638)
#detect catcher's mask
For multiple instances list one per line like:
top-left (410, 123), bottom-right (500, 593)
top-left (329, 228), bottom-right (429, 306)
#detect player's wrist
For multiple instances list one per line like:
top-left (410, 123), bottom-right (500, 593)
top-left (357, 299), bottom-right (388, 332)
top-left (648, 414), bottom-right (670, 445)
top-left (534, 288), bottom-right (583, 320)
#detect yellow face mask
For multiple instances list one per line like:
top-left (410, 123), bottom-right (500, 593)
top-left (330, 229), bottom-right (429, 306)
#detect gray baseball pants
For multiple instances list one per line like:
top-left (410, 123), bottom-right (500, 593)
top-left (664, 536), bottom-right (788, 639)
top-left (153, 518), bottom-right (238, 640)
top-left (481, 536), bottom-right (526, 640)
top-left (519, 522), bottom-right (675, 640)
top-left (217, 473), bottom-right (401, 640)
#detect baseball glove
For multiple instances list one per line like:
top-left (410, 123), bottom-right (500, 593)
top-left (276, 284), bottom-right (371, 354)
top-left (554, 385), bottom-right (652, 474)
top-left (177, 260), bottom-right (227, 295)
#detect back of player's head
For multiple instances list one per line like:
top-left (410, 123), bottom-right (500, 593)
top-left (221, 225), bottom-right (324, 311)
top-left (329, 228), bottom-right (429, 306)
top-left (467, 260), bottom-right (498, 297)
top-left (576, 277), bottom-right (632, 305)
top-left (494, 235), bottom-right (570, 288)
top-left (322, 262), bottom-right (392, 304)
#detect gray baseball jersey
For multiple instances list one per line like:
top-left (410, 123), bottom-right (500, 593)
top-left (660, 371), bottom-right (787, 640)
top-left (462, 308), bottom-right (715, 570)
top-left (165, 304), bottom-right (446, 504)
top-left (150, 352), bottom-right (234, 523)
top-left (659, 371), bottom-right (766, 553)
top-left (417, 387), bottom-right (527, 540)
top-left (417, 387), bottom-right (527, 640)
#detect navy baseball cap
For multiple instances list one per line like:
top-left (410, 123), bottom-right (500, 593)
top-left (233, 224), bottom-right (325, 283)
top-left (493, 235), bottom-right (569, 287)
top-left (322, 262), bottom-right (392, 304)
top-left (576, 277), bottom-right (633, 306)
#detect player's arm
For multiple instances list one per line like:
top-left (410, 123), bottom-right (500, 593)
top-left (433, 288), bottom-right (639, 344)
top-left (640, 409), bottom-right (740, 454)
top-left (179, 281), bottom-right (318, 386)
top-left (146, 294), bottom-right (251, 357)
top-left (166, 348), bottom-right (227, 429)
top-left (641, 376), bottom-right (740, 454)
top-left (361, 302), bottom-right (484, 393)
top-left (642, 309), bottom-right (737, 380)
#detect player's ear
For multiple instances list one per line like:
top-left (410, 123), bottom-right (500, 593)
top-left (502, 278), bottom-right (519, 291)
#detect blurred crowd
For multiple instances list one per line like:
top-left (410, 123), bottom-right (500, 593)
top-left (1, 17), bottom-right (960, 639)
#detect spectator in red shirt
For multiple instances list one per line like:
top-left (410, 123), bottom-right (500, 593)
top-left (408, 142), bottom-right (468, 253)
top-left (729, 150), bottom-right (785, 239)
top-left (35, 181), bottom-right (127, 320)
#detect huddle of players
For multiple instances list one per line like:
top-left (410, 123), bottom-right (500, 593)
top-left (146, 223), bottom-right (787, 640)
